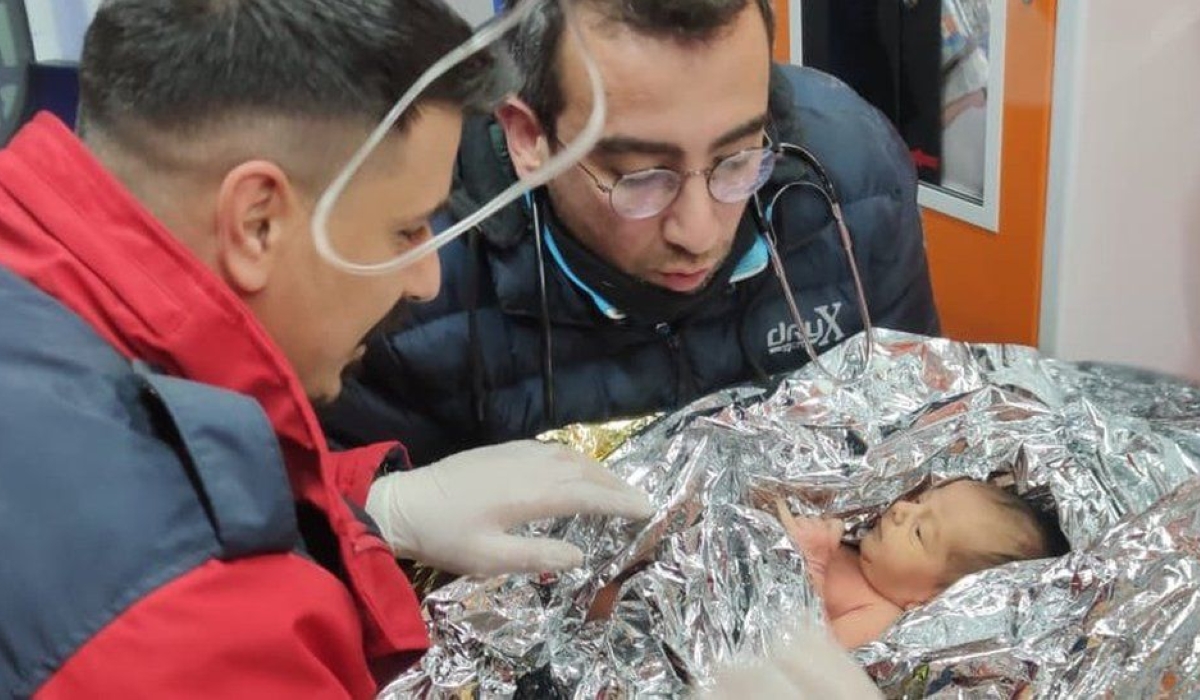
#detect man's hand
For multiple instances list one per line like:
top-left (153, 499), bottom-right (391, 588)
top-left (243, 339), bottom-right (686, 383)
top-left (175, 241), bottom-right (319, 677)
top-left (365, 440), bottom-right (653, 576)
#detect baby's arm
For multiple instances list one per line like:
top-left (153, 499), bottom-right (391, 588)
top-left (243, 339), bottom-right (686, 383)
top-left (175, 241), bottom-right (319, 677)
top-left (830, 602), bottom-right (903, 650)
top-left (774, 499), bottom-right (843, 596)
top-left (775, 501), bottom-right (904, 648)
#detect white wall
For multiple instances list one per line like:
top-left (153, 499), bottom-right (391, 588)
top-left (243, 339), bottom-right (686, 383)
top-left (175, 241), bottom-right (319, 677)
top-left (1041, 0), bottom-right (1200, 381)
top-left (445, 0), bottom-right (497, 26)
top-left (26, 0), bottom-right (99, 62)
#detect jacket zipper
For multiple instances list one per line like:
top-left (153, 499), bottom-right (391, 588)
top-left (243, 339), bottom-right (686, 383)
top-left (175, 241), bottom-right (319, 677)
top-left (655, 322), bottom-right (696, 402)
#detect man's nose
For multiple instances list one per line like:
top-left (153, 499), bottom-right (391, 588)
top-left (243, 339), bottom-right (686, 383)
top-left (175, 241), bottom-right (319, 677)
top-left (662, 176), bottom-right (723, 256)
top-left (403, 245), bottom-right (442, 303)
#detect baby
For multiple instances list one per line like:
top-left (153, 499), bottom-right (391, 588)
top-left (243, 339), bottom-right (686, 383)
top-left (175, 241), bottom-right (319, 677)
top-left (776, 479), bottom-right (1069, 649)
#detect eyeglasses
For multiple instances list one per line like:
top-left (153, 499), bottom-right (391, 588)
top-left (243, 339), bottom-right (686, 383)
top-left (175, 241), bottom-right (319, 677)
top-left (560, 139), bottom-right (779, 220)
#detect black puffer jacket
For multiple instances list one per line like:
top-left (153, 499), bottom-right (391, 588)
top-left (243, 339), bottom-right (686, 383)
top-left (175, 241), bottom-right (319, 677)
top-left (322, 65), bottom-right (940, 465)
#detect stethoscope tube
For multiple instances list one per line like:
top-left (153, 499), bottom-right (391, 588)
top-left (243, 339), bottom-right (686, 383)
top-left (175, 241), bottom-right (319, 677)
top-left (751, 142), bottom-right (875, 385)
top-left (530, 194), bottom-right (558, 425)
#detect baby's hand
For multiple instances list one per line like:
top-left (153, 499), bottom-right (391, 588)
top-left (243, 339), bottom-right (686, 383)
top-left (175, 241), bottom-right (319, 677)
top-left (773, 498), bottom-right (844, 565)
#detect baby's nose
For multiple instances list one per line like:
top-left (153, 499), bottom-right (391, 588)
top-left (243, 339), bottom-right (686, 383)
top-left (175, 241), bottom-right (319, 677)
top-left (891, 501), bottom-right (913, 523)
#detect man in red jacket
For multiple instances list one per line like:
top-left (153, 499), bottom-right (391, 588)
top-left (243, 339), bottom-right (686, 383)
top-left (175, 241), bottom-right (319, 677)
top-left (0, 0), bottom-right (652, 697)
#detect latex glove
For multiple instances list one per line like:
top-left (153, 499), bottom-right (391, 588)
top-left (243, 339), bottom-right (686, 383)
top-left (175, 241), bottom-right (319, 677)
top-left (696, 624), bottom-right (882, 700)
top-left (365, 440), bottom-right (653, 576)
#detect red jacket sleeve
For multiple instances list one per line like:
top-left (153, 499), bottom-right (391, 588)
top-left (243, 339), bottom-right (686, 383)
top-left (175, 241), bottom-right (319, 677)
top-left (37, 554), bottom-right (379, 700)
top-left (328, 441), bottom-right (406, 507)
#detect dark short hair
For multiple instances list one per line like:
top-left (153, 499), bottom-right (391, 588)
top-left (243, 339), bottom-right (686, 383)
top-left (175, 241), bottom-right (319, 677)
top-left (502, 0), bottom-right (775, 136)
top-left (945, 482), bottom-right (1071, 584)
top-left (79, 0), bottom-right (509, 139)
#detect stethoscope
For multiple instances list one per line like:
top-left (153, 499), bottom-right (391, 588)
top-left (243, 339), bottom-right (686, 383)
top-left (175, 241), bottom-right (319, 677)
top-left (526, 142), bottom-right (876, 425)
top-left (749, 141), bottom-right (875, 385)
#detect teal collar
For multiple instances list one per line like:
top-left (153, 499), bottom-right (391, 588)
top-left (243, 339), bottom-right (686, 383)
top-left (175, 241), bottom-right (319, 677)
top-left (541, 227), bottom-right (771, 321)
top-left (541, 226), bottom-right (626, 320)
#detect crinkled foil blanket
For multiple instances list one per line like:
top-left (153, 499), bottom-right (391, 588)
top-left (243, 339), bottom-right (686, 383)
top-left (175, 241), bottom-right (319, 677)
top-left (382, 331), bottom-right (1200, 699)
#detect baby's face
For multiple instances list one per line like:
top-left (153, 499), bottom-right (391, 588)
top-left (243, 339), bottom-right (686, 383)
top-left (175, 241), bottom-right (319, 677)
top-left (857, 481), bottom-right (1020, 609)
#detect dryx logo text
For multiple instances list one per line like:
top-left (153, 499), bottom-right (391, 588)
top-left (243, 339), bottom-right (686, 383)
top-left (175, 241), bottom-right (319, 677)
top-left (766, 303), bottom-right (846, 355)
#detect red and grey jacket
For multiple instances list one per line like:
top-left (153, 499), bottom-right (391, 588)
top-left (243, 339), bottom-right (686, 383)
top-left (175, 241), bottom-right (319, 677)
top-left (0, 114), bottom-right (427, 698)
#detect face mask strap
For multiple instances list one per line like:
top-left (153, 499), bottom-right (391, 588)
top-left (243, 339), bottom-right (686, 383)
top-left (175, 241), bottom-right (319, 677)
top-left (312, 0), bottom-right (608, 276)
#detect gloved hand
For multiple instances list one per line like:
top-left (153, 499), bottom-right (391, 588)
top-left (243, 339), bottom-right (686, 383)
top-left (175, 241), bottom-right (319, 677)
top-left (696, 623), bottom-right (882, 700)
top-left (365, 440), bottom-right (654, 576)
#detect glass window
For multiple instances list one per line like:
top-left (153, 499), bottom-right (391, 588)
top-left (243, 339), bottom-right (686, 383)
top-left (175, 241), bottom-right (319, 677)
top-left (0, 0), bottom-right (33, 145)
top-left (799, 0), bottom-right (994, 204)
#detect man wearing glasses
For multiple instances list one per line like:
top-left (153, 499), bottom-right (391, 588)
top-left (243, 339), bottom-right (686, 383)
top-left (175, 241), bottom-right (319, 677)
top-left (322, 0), bottom-right (941, 466)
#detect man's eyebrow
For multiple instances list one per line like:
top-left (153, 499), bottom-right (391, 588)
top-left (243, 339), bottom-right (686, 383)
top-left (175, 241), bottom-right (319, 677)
top-left (592, 136), bottom-right (683, 159)
top-left (590, 112), bottom-right (771, 159)
top-left (711, 113), bottom-right (771, 151)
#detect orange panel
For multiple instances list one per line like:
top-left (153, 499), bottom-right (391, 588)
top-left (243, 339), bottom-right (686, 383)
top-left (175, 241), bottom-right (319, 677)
top-left (772, 0), bottom-right (791, 64)
top-left (923, 0), bottom-right (1059, 345)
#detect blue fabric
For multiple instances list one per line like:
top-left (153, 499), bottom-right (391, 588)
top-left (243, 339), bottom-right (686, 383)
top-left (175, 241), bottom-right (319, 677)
top-left (542, 225), bottom-right (626, 320)
top-left (22, 63), bottom-right (81, 129)
top-left (321, 65), bottom-right (940, 465)
top-left (730, 234), bottom-right (770, 284)
top-left (0, 265), bottom-right (297, 696)
top-left (131, 365), bottom-right (296, 559)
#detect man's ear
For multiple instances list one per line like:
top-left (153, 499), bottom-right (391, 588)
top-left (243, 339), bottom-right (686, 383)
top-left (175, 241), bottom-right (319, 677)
top-left (495, 96), bottom-right (551, 179)
top-left (214, 161), bottom-right (296, 294)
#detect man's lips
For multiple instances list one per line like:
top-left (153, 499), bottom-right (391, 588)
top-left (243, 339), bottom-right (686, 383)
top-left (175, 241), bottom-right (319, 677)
top-left (657, 267), bottom-right (712, 292)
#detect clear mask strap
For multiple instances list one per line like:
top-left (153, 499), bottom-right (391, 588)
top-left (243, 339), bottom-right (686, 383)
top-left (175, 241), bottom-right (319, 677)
top-left (312, 0), bottom-right (606, 276)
